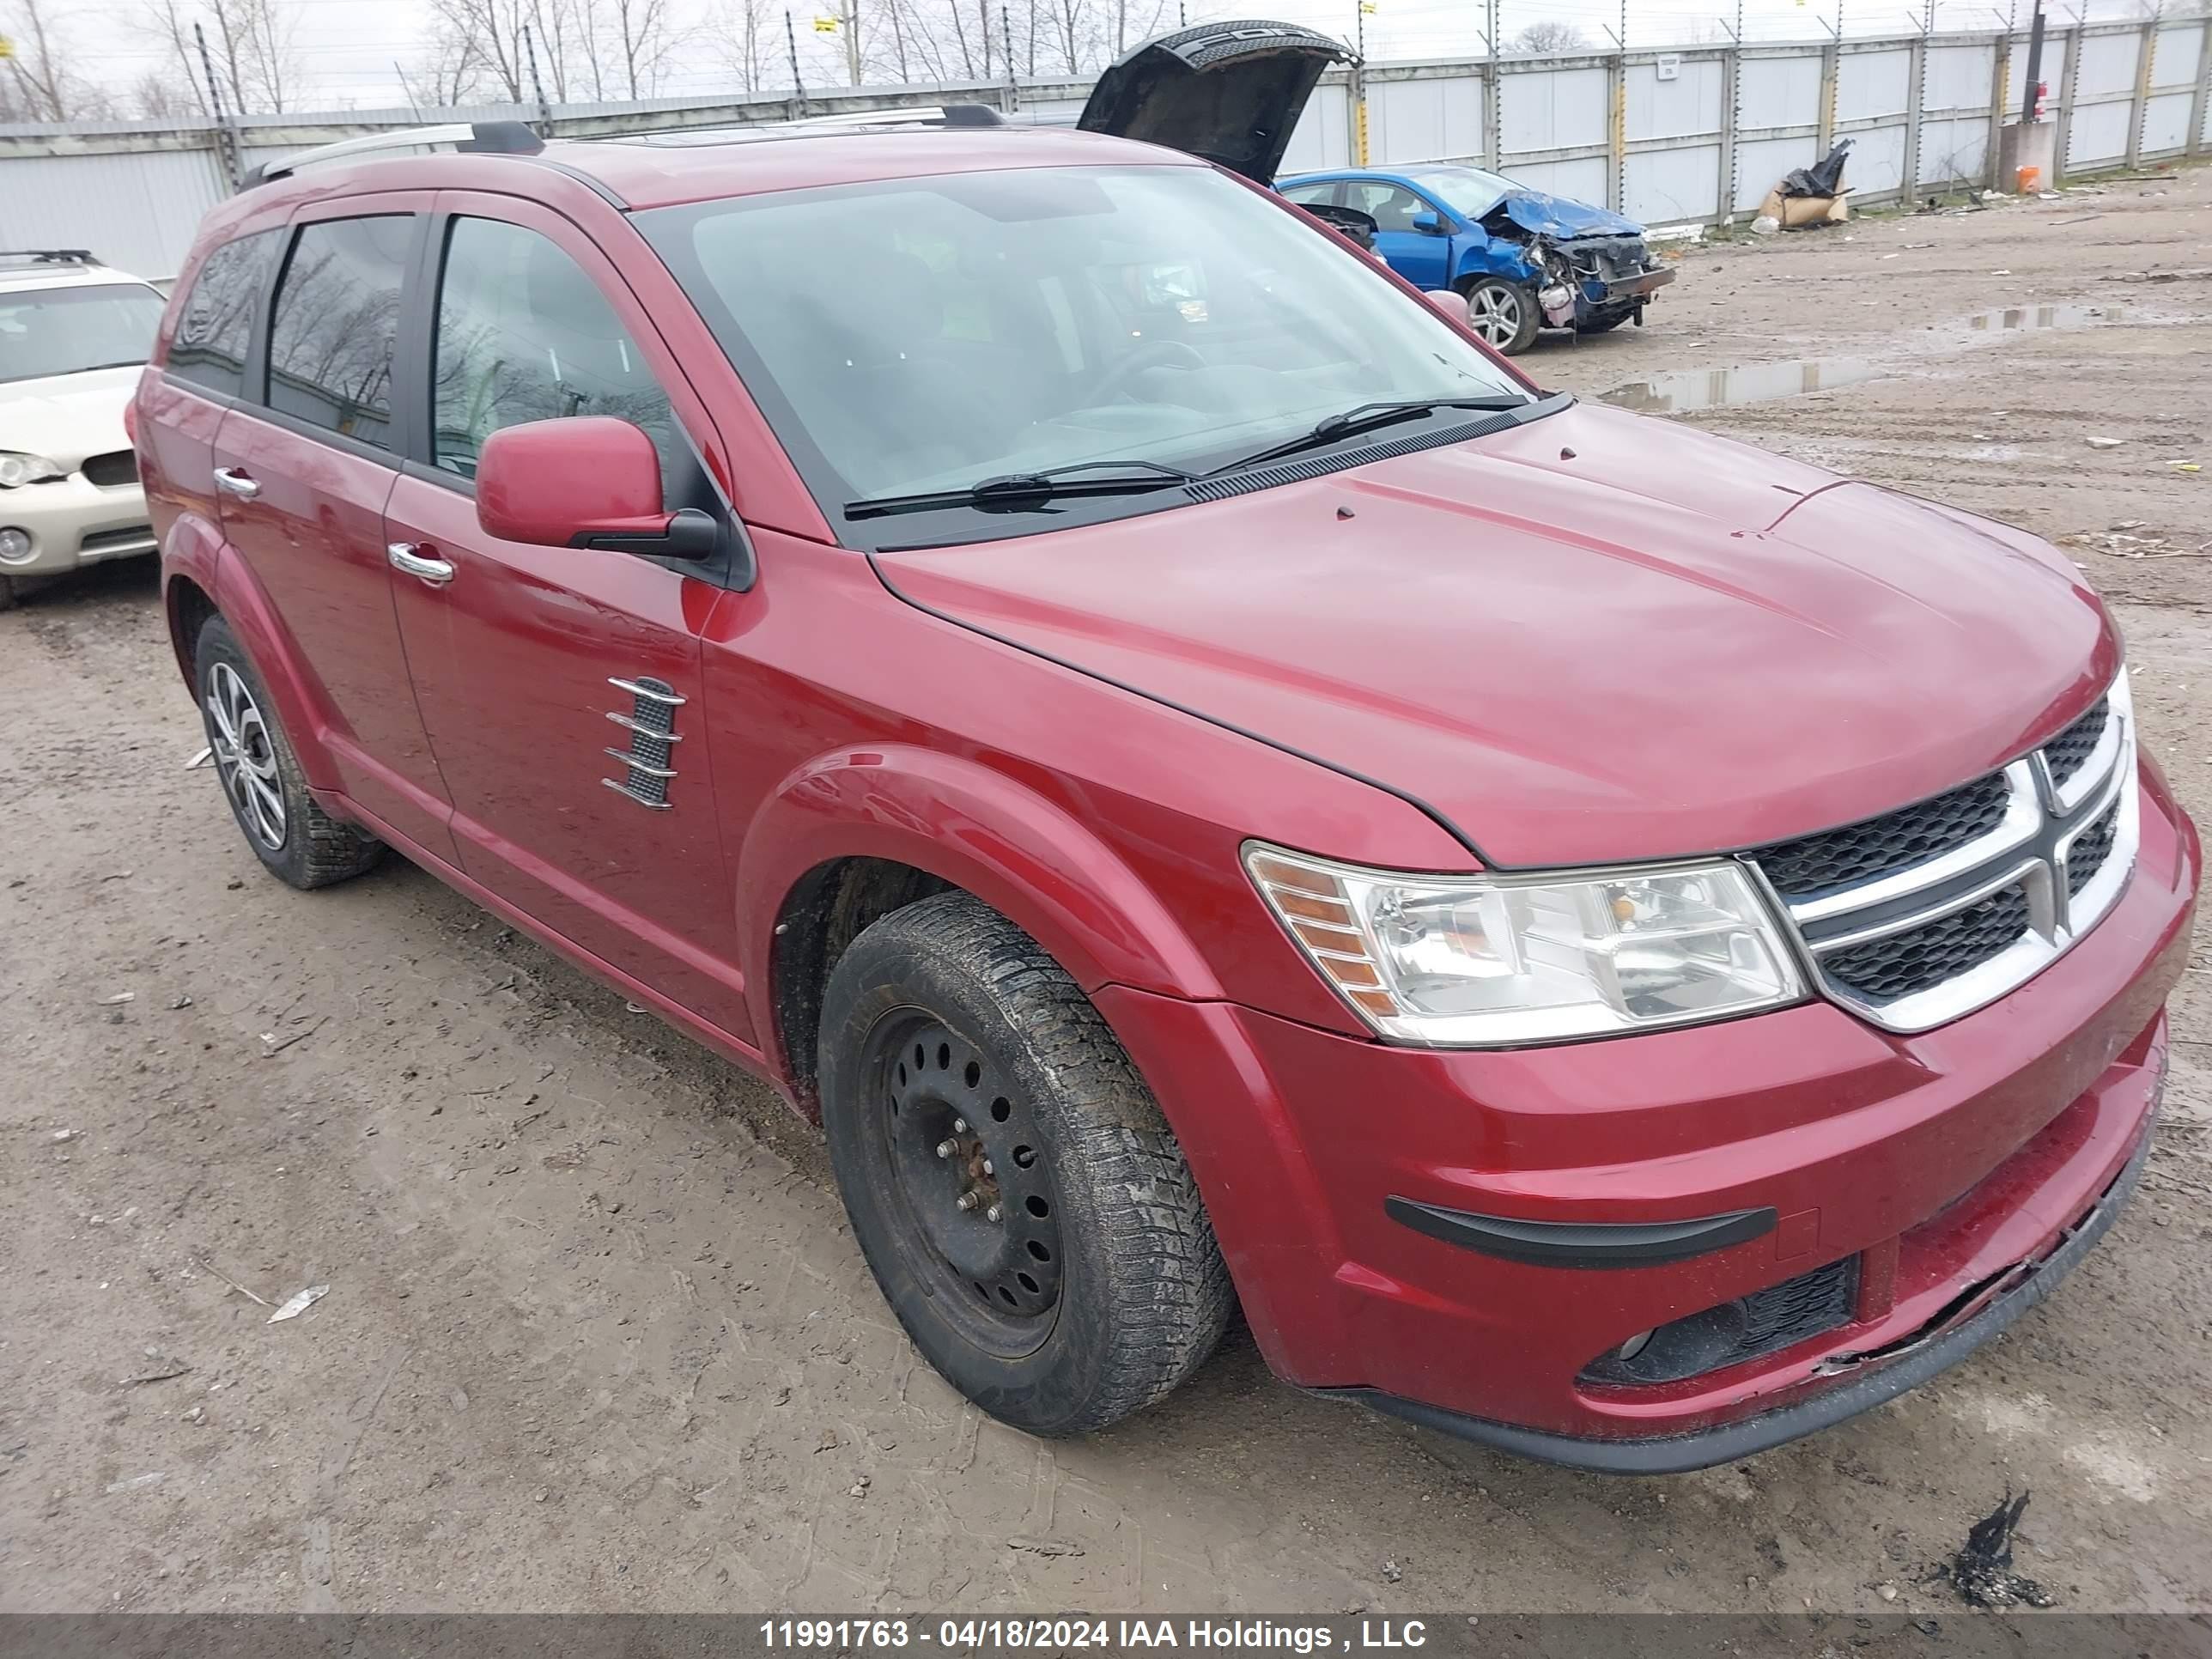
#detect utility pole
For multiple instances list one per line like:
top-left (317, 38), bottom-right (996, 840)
top-left (1352, 2), bottom-right (1368, 164)
top-left (846, 0), bottom-right (862, 84)
top-left (192, 21), bottom-right (243, 191)
top-left (785, 10), bottom-right (808, 118)
top-left (521, 21), bottom-right (552, 127)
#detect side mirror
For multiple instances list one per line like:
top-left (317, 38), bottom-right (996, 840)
top-left (1411, 210), bottom-right (1445, 234)
top-left (1422, 288), bottom-right (1471, 325)
top-left (476, 416), bottom-right (716, 561)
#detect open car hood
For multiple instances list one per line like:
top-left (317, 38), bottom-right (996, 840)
top-left (1078, 20), bottom-right (1355, 184)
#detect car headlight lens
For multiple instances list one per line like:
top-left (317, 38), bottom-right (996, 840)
top-left (1245, 843), bottom-right (1804, 1046)
top-left (0, 452), bottom-right (64, 489)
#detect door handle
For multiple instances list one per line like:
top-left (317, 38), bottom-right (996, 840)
top-left (387, 541), bottom-right (456, 586)
top-left (212, 466), bottom-right (259, 500)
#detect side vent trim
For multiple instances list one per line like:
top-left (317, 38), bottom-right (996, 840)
top-left (603, 674), bottom-right (682, 809)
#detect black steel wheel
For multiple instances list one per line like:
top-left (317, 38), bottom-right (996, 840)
top-left (818, 892), bottom-right (1233, 1436)
top-left (875, 1013), bottom-right (1065, 1353)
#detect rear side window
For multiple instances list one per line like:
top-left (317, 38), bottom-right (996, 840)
top-left (429, 216), bottom-right (678, 492)
top-left (1279, 181), bottom-right (1343, 209)
top-left (168, 229), bottom-right (281, 398)
top-left (267, 216), bottom-right (413, 452)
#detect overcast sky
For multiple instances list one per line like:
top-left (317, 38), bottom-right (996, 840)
top-left (46, 0), bottom-right (2155, 112)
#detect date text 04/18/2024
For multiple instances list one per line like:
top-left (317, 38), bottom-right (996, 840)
top-left (759, 1620), bottom-right (1431, 1651)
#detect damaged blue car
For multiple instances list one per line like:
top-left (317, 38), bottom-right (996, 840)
top-left (1278, 163), bottom-right (1678, 353)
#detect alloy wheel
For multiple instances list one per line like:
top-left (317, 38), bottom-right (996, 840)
top-left (872, 1013), bottom-right (1063, 1356)
top-left (1467, 284), bottom-right (1525, 347)
top-left (204, 659), bottom-right (287, 851)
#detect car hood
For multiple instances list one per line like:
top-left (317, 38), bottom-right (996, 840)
top-left (1486, 190), bottom-right (1645, 240)
top-left (0, 365), bottom-right (137, 466)
top-left (1078, 20), bottom-right (1355, 185)
top-left (876, 401), bottom-right (2118, 869)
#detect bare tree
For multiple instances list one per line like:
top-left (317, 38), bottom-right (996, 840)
top-left (399, 20), bottom-right (495, 108)
top-left (141, 0), bottom-right (304, 115)
top-left (2, 0), bottom-right (121, 120)
top-left (711, 0), bottom-right (778, 88)
top-left (130, 69), bottom-right (202, 118)
top-left (604, 0), bottom-right (678, 97)
top-left (1510, 20), bottom-right (1587, 52)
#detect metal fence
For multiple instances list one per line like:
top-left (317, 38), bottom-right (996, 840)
top-left (2, 16), bottom-right (2207, 279)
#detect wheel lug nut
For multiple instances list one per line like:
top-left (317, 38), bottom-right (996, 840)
top-left (985, 1203), bottom-right (1003, 1223)
top-left (936, 1139), bottom-right (956, 1158)
top-left (952, 1117), bottom-right (967, 1133)
top-left (981, 1158), bottom-right (994, 1176)
top-left (956, 1189), bottom-right (980, 1211)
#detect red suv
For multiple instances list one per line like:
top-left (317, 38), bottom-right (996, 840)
top-left (139, 46), bottom-right (2196, 1474)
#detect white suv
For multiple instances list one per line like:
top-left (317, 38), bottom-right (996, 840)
top-left (0, 251), bottom-right (168, 608)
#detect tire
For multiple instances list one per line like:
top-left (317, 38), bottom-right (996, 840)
top-left (0, 576), bottom-right (14, 613)
top-left (817, 892), bottom-right (1233, 1437)
top-left (1460, 276), bottom-right (1540, 355)
top-left (193, 614), bottom-right (383, 890)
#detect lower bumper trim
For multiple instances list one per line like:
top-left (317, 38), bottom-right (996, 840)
top-left (1333, 1121), bottom-right (2150, 1474)
top-left (1384, 1194), bottom-right (1777, 1267)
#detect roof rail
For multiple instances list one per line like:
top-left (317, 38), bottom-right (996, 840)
top-left (244, 119), bottom-right (544, 189)
top-left (0, 248), bottom-right (99, 267)
top-left (782, 103), bottom-right (1007, 129)
top-left (614, 102), bottom-right (1010, 149)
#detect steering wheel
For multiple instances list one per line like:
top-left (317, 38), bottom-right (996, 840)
top-left (1088, 337), bottom-right (1206, 403)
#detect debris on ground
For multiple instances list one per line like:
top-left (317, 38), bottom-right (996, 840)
top-left (1943, 1491), bottom-right (2056, 1608)
top-left (2056, 529), bottom-right (2185, 558)
top-left (50, 1128), bottom-right (77, 1144)
top-left (104, 1472), bottom-right (166, 1495)
top-left (190, 1258), bottom-right (270, 1308)
top-left (2085, 435), bottom-right (2125, 449)
top-left (118, 1353), bottom-right (192, 1387)
top-left (184, 746), bottom-right (213, 770)
top-left (266, 1284), bottom-right (329, 1324)
top-left (1382, 1558), bottom-right (1404, 1583)
top-left (1006, 1537), bottom-right (1084, 1558)
top-left (1756, 138), bottom-right (1852, 231)
top-left (848, 1475), bottom-right (871, 1498)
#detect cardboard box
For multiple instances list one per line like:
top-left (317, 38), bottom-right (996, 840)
top-left (1757, 186), bottom-right (1850, 228)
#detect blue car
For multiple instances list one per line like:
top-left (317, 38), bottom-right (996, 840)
top-left (1277, 164), bottom-right (1677, 354)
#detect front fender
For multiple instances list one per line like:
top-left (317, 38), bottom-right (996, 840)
top-left (162, 516), bottom-right (343, 792)
top-left (737, 743), bottom-right (1225, 1076)
top-left (1455, 235), bottom-right (1542, 288)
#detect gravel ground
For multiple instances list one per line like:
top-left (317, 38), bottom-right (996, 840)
top-left (2, 166), bottom-right (2209, 1618)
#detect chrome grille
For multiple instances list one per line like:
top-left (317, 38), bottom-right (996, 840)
top-left (1745, 673), bottom-right (2138, 1033)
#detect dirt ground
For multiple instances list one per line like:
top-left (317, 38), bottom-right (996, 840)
top-left (3, 167), bottom-right (2210, 1619)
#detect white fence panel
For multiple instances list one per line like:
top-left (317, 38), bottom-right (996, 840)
top-left (1919, 116), bottom-right (1990, 184)
top-left (1838, 48), bottom-right (1912, 122)
top-left (1626, 145), bottom-right (1721, 222)
top-left (1370, 74), bottom-right (1485, 165)
top-left (1924, 43), bottom-right (1995, 112)
top-left (1735, 134), bottom-right (1817, 210)
top-left (1502, 155), bottom-right (1610, 204)
top-left (1502, 65), bottom-right (1609, 153)
top-left (2142, 92), bottom-right (2195, 155)
top-left (1282, 82), bottom-right (1352, 172)
top-left (0, 148), bottom-right (227, 277)
top-left (2153, 21), bottom-right (2205, 87)
top-left (1738, 53), bottom-right (1823, 131)
top-left (2069, 98), bottom-right (2133, 166)
top-left (1847, 122), bottom-right (1911, 195)
top-left (1627, 55), bottom-right (1723, 142)
top-left (2075, 30), bottom-right (2141, 98)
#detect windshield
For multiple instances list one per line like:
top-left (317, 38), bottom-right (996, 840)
top-left (1402, 167), bottom-right (1523, 219)
top-left (640, 165), bottom-right (1530, 538)
top-left (0, 282), bottom-right (167, 386)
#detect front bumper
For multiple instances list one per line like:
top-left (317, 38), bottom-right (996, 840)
top-left (1097, 767), bottom-right (2197, 1465)
top-left (0, 473), bottom-right (155, 578)
top-left (1577, 265), bottom-right (1676, 315)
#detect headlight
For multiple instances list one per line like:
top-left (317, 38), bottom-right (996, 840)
top-left (0, 452), bottom-right (64, 489)
top-left (1244, 843), bottom-right (1804, 1047)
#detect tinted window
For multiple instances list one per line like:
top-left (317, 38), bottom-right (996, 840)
top-left (168, 231), bottom-right (280, 397)
top-left (431, 216), bottom-right (677, 493)
top-left (1345, 183), bottom-right (1431, 234)
top-left (1278, 181), bottom-right (1342, 209)
top-left (267, 216), bottom-right (412, 450)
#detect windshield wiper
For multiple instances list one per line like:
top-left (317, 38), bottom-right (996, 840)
top-left (845, 459), bottom-right (1199, 521)
top-left (1210, 394), bottom-right (1536, 476)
